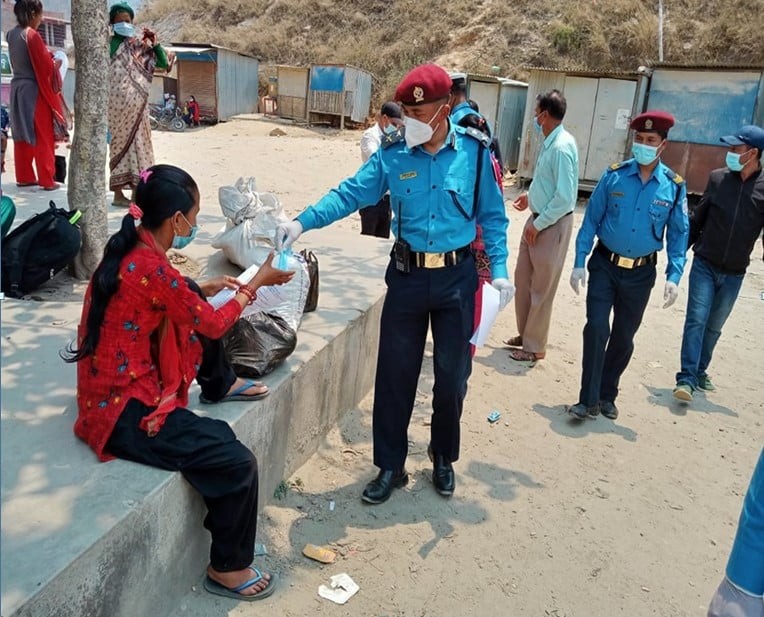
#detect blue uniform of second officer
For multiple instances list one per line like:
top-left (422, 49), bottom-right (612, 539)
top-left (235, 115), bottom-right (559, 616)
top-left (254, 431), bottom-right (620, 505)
top-left (275, 64), bottom-right (512, 503)
top-left (568, 111), bottom-right (689, 420)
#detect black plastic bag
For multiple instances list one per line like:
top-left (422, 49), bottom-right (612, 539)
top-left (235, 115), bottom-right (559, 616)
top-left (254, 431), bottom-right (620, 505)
top-left (222, 313), bottom-right (296, 377)
top-left (300, 249), bottom-right (319, 313)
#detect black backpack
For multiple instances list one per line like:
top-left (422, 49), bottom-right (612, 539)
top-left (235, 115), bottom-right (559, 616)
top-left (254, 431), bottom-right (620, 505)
top-left (1, 201), bottom-right (82, 298)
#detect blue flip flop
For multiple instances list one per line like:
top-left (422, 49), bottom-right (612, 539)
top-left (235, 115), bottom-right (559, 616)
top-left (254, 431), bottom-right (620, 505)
top-left (203, 567), bottom-right (278, 601)
top-left (199, 380), bottom-right (270, 404)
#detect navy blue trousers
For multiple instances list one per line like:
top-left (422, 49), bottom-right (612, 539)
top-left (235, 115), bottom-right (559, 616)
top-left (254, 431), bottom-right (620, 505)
top-left (579, 250), bottom-right (656, 407)
top-left (372, 256), bottom-right (477, 470)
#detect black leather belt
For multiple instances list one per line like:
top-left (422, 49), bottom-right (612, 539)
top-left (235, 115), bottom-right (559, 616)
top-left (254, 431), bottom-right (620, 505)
top-left (532, 211), bottom-right (573, 220)
top-left (411, 245), bottom-right (471, 269)
top-left (596, 242), bottom-right (656, 269)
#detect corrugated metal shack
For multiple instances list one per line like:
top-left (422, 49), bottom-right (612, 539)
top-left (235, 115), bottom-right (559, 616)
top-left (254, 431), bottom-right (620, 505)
top-left (161, 43), bottom-right (260, 122)
top-left (518, 67), bottom-right (648, 191)
top-left (644, 64), bottom-right (764, 194)
top-left (308, 64), bottom-right (372, 128)
top-left (276, 65), bottom-right (310, 121)
top-left (466, 74), bottom-right (528, 171)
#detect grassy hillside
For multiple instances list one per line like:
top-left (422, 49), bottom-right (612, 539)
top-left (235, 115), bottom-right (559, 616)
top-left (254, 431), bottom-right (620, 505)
top-left (140, 0), bottom-right (764, 101)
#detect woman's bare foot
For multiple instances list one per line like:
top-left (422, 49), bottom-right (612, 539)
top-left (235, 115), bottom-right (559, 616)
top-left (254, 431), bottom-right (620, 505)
top-left (207, 565), bottom-right (272, 596)
top-left (227, 377), bottom-right (268, 398)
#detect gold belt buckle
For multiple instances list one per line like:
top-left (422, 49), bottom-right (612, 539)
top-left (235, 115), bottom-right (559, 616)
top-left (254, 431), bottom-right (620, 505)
top-left (616, 255), bottom-right (635, 268)
top-left (423, 252), bottom-right (444, 268)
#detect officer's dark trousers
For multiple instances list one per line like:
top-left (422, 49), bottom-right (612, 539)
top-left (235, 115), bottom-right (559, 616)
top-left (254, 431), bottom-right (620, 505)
top-left (372, 255), bottom-right (477, 470)
top-left (579, 250), bottom-right (656, 407)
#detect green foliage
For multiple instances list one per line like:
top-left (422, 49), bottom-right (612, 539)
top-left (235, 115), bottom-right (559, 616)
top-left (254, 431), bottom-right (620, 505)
top-left (550, 22), bottom-right (581, 54)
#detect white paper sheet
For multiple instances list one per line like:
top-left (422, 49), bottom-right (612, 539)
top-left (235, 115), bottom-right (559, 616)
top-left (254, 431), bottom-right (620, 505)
top-left (318, 573), bottom-right (360, 605)
top-left (469, 282), bottom-right (501, 347)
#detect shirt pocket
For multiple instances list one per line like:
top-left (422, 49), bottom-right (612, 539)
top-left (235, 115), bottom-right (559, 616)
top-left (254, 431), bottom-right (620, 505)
top-left (443, 174), bottom-right (475, 220)
top-left (648, 202), bottom-right (670, 241)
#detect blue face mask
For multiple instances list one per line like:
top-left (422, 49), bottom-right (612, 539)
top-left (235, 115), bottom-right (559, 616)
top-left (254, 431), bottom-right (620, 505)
top-left (725, 151), bottom-right (747, 172)
top-left (112, 22), bottom-right (135, 38)
top-left (383, 123), bottom-right (398, 135)
top-left (171, 212), bottom-right (198, 249)
top-left (632, 142), bottom-right (660, 166)
top-left (533, 113), bottom-right (543, 133)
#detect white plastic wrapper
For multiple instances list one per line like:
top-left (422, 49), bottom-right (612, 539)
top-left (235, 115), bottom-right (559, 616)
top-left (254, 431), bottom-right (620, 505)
top-left (212, 177), bottom-right (290, 269)
top-left (241, 252), bottom-right (310, 332)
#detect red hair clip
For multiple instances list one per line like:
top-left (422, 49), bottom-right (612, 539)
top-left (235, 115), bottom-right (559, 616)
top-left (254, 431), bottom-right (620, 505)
top-left (128, 202), bottom-right (143, 220)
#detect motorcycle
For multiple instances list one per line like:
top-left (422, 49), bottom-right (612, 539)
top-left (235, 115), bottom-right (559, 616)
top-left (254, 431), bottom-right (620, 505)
top-left (149, 104), bottom-right (185, 132)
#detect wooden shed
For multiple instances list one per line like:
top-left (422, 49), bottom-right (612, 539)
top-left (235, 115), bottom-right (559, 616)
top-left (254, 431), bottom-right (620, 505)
top-left (466, 74), bottom-right (528, 171)
top-left (644, 64), bottom-right (764, 194)
top-left (518, 67), bottom-right (648, 191)
top-left (163, 43), bottom-right (260, 122)
top-left (308, 64), bottom-right (372, 128)
top-left (276, 65), bottom-right (310, 121)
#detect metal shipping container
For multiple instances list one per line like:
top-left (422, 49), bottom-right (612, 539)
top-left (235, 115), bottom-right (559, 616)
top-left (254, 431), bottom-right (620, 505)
top-left (466, 74), bottom-right (528, 171)
top-left (644, 65), bottom-right (764, 194)
top-left (518, 68), bottom-right (647, 190)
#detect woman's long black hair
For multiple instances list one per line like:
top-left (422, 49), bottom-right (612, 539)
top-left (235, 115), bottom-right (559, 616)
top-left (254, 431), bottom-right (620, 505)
top-left (62, 164), bottom-right (198, 363)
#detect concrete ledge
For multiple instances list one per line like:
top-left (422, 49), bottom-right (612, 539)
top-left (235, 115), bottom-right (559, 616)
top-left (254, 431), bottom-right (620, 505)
top-left (1, 227), bottom-right (390, 617)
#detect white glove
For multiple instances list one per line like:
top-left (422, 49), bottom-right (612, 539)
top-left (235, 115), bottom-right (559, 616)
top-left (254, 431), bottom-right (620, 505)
top-left (663, 281), bottom-right (679, 309)
top-left (491, 278), bottom-right (516, 311)
top-left (570, 268), bottom-right (586, 295)
top-left (274, 220), bottom-right (303, 251)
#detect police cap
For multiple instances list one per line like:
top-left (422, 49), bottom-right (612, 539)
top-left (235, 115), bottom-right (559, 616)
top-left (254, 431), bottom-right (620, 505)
top-left (395, 64), bottom-right (452, 106)
top-left (630, 111), bottom-right (675, 134)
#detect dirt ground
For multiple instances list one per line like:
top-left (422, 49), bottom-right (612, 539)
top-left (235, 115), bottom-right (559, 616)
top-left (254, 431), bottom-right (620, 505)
top-left (8, 117), bottom-right (763, 616)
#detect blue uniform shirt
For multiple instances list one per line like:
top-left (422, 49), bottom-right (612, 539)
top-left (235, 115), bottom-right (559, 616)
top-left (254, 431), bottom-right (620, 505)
top-left (574, 158), bottom-right (689, 284)
top-left (726, 447), bottom-right (764, 596)
top-left (296, 123), bottom-right (510, 280)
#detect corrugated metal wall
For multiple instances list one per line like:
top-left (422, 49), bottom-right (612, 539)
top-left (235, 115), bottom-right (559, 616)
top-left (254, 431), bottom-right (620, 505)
top-left (178, 60), bottom-right (217, 119)
top-left (308, 64), bottom-right (371, 123)
top-left (345, 66), bottom-right (372, 122)
top-left (277, 66), bottom-right (309, 120)
top-left (216, 50), bottom-right (259, 121)
top-left (497, 84), bottom-right (527, 171)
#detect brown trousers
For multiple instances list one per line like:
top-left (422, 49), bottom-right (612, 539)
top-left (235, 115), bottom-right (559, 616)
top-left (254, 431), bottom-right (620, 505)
top-left (513, 212), bottom-right (574, 354)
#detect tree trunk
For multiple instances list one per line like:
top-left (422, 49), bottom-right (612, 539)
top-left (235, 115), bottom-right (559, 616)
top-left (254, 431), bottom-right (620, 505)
top-left (68, 0), bottom-right (109, 279)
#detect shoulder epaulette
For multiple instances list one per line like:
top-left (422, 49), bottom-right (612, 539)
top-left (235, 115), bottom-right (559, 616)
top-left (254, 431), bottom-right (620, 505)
top-left (462, 126), bottom-right (491, 148)
top-left (609, 160), bottom-right (629, 171)
top-left (665, 169), bottom-right (684, 184)
top-left (380, 129), bottom-right (405, 149)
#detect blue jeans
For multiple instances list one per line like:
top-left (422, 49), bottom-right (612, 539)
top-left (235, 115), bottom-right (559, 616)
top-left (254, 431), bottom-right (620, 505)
top-left (676, 256), bottom-right (744, 389)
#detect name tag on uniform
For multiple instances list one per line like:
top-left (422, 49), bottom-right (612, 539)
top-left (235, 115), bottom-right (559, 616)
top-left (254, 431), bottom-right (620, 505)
top-left (610, 191), bottom-right (625, 197)
top-left (399, 171), bottom-right (417, 180)
top-left (652, 199), bottom-right (670, 207)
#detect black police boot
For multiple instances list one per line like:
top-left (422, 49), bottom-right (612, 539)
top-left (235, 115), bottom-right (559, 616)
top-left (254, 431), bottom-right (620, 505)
top-left (361, 468), bottom-right (408, 504)
top-left (428, 445), bottom-right (455, 497)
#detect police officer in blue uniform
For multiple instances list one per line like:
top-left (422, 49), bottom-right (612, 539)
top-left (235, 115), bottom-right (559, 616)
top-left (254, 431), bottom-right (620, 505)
top-left (567, 111), bottom-right (689, 420)
top-left (275, 63), bottom-right (513, 503)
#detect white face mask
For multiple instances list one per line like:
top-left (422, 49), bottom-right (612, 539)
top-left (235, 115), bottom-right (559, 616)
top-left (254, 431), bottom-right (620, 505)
top-left (403, 105), bottom-right (443, 148)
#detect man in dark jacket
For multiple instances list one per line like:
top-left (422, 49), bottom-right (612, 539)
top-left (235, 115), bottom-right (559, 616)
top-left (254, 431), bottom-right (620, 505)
top-left (673, 125), bottom-right (764, 401)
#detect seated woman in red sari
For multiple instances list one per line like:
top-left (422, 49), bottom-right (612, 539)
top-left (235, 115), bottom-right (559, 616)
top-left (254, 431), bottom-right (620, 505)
top-left (108, 2), bottom-right (172, 206)
top-left (64, 164), bottom-right (293, 601)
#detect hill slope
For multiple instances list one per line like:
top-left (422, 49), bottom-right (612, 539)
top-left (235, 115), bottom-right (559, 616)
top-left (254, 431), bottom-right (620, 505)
top-left (141, 0), bottom-right (764, 100)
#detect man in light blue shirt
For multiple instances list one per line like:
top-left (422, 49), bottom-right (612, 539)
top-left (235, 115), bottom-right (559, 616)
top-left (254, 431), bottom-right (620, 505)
top-left (275, 63), bottom-right (513, 505)
top-left (568, 111), bottom-right (689, 420)
top-left (505, 90), bottom-right (578, 363)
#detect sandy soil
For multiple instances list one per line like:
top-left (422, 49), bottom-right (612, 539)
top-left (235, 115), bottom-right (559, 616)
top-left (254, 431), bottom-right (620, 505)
top-left (6, 116), bottom-right (763, 616)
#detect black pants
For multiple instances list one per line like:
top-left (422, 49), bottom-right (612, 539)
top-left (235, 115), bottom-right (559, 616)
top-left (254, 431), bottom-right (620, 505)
top-left (372, 255), bottom-right (477, 470)
top-left (578, 250), bottom-right (656, 406)
top-left (106, 399), bottom-right (259, 572)
top-left (186, 278), bottom-right (237, 402)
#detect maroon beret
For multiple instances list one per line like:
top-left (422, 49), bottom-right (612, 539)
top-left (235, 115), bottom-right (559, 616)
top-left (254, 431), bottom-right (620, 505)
top-left (394, 64), bottom-right (452, 106)
top-left (630, 111), bottom-right (675, 133)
